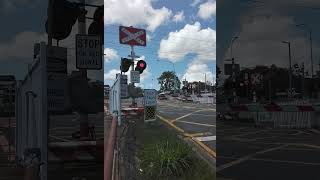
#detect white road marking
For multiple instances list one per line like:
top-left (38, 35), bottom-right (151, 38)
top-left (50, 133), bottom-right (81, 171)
top-left (193, 136), bottom-right (216, 142)
top-left (172, 109), bottom-right (204, 122)
top-left (176, 120), bottom-right (216, 127)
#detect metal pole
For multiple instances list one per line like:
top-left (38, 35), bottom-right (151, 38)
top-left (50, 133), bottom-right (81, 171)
top-left (302, 63), bottom-right (305, 98)
top-left (288, 43), bottom-right (292, 93)
top-left (130, 45), bottom-right (136, 107)
top-left (230, 36), bottom-right (238, 103)
top-left (310, 30), bottom-right (314, 78)
top-left (104, 115), bottom-right (117, 180)
top-left (205, 73), bottom-right (207, 93)
top-left (78, 0), bottom-right (89, 140)
top-left (47, 0), bottom-right (53, 46)
top-left (232, 58), bottom-right (236, 103)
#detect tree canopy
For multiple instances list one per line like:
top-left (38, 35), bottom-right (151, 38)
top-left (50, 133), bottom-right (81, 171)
top-left (157, 71), bottom-right (181, 92)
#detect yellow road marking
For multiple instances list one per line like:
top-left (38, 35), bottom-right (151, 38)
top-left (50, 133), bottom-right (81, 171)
top-left (157, 115), bottom-right (185, 133)
top-left (175, 120), bottom-right (216, 127)
top-left (171, 109), bottom-right (205, 123)
top-left (187, 132), bottom-right (211, 137)
top-left (192, 138), bottom-right (216, 158)
top-left (157, 115), bottom-right (216, 159)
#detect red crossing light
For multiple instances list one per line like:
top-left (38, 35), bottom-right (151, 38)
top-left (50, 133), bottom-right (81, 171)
top-left (135, 60), bottom-right (147, 74)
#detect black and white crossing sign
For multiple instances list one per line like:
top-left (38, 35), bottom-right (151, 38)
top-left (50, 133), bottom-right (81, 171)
top-left (130, 70), bottom-right (140, 83)
top-left (76, 34), bottom-right (102, 69)
top-left (119, 26), bottom-right (146, 46)
top-left (251, 73), bottom-right (262, 85)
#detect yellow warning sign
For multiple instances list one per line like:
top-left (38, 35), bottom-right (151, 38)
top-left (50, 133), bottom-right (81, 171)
top-left (144, 106), bottom-right (156, 121)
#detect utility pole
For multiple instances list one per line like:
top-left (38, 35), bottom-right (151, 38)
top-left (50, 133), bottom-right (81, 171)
top-left (230, 36), bottom-right (238, 103)
top-left (47, 0), bottom-right (53, 46)
top-left (296, 24), bottom-right (313, 78)
top-left (204, 73), bottom-right (207, 93)
top-left (310, 30), bottom-right (314, 78)
top-left (282, 41), bottom-right (292, 98)
top-left (301, 62), bottom-right (305, 98)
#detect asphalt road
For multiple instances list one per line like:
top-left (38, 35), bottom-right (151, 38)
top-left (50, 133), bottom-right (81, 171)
top-left (217, 120), bottom-right (320, 180)
top-left (157, 99), bottom-right (216, 161)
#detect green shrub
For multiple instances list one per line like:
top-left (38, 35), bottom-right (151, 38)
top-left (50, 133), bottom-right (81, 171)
top-left (139, 137), bottom-right (193, 179)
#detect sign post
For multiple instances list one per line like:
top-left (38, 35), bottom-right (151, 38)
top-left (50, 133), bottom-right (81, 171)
top-left (130, 71), bottom-right (140, 83)
top-left (143, 89), bottom-right (157, 122)
top-left (119, 26), bottom-right (147, 107)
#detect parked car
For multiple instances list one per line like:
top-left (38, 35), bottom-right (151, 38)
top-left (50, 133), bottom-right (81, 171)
top-left (172, 94), bottom-right (179, 97)
top-left (158, 94), bottom-right (168, 100)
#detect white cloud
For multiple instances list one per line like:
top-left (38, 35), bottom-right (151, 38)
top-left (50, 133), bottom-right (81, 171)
top-left (173, 11), bottom-right (185, 23)
top-left (104, 0), bottom-right (172, 32)
top-left (197, 0), bottom-right (216, 20)
top-left (0, 31), bottom-right (47, 62)
top-left (221, 14), bottom-right (318, 74)
top-left (0, 0), bottom-right (40, 13)
top-left (104, 48), bottom-right (119, 63)
top-left (104, 69), bottom-right (120, 81)
top-left (183, 60), bottom-right (214, 83)
top-left (158, 22), bottom-right (216, 63)
top-left (190, 0), bottom-right (202, 7)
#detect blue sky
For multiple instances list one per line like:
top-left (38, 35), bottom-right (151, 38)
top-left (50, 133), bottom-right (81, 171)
top-left (104, 0), bottom-right (216, 90)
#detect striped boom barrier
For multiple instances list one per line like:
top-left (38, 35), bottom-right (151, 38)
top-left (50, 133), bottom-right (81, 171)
top-left (219, 103), bottom-right (320, 128)
top-left (219, 104), bottom-right (320, 112)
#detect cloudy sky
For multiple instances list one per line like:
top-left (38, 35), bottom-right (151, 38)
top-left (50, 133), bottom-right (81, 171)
top-left (218, 0), bottom-right (320, 77)
top-left (104, 0), bottom-right (216, 90)
top-left (0, 0), bottom-right (103, 81)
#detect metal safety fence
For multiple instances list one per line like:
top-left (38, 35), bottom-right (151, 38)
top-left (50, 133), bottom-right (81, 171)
top-left (221, 103), bottom-right (320, 128)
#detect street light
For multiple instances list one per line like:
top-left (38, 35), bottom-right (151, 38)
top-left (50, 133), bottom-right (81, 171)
top-left (227, 36), bottom-right (239, 103)
top-left (296, 23), bottom-right (313, 78)
top-left (282, 41), bottom-right (293, 96)
top-left (230, 36), bottom-right (238, 59)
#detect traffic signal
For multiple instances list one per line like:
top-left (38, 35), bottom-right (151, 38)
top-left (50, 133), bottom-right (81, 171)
top-left (46, 0), bottom-right (80, 40)
top-left (121, 58), bottom-right (133, 72)
top-left (88, 5), bottom-right (103, 41)
top-left (135, 60), bottom-right (147, 74)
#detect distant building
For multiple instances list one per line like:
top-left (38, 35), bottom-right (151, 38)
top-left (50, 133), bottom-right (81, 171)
top-left (104, 85), bottom-right (110, 97)
top-left (0, 75), bottom-right (16, 117)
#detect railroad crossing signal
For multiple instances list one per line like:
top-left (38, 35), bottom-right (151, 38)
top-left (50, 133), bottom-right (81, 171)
top-left (135, 60), bottom-right (147, 74)
top-left (88, 5), bottom-right (104, 40)
top-left (119, 26), bottom-right (147, 46)
top-left (46, 0), bottom-right (80, 40)
top-left (251, 73), bottom-right (262, 85)
top-left (120, 58), bottom-right (133, 72)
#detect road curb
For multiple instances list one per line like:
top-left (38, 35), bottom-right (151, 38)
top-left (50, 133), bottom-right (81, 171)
top-left (157, 115), bottom-right (216, 171)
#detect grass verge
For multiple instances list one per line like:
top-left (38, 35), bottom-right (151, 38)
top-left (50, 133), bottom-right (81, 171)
top-left (135, 119), bottom-right (215, 180)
